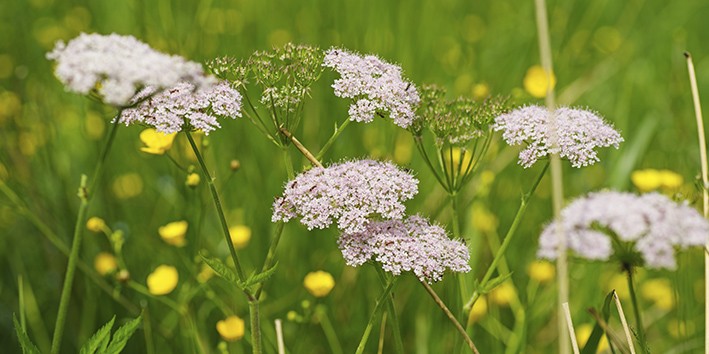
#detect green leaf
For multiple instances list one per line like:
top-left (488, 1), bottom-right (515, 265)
top-left (581, 290), bottom-right (615, 354)
top-left (200, 253), bottom-right (238, 284)
top-left (475, 273), bottom-right (513, 295)
top-left (104, 315), bottom-right (142, 354)
top-left (241, 262), bottom-right (279, 288)
top-left (13, 315), bottom-right (40, 354)
top-left (80, 315), bottom-right (115, 354)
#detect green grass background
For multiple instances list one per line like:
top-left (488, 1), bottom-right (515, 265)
top-left (2, 0), bottom-right (709, 352)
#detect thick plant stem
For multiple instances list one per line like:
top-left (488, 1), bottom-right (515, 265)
top-left (316, 118), bottom-right (351, 160)
top-left (279, 127), bottom-right (323, 167)
top-left (533, 0), bottom-right (567, 352)
top-left (249, 301), bottom-right (262, 354)
top-left (375, 268), bottom-right (404, 354)
top-left (50, 116), bottom-right (121, 354)
top-left (185, 131), bottom-right (248, 288)
top-left (464, 161), bottom-right (549, 312)
top-left (685, 52), bottom-right (709, 354)
top-left (356, 279), bottom-right (396, 354)
top-left (626, 269), bottom-right (647, 353)
top-left (420, 281), bottom-right (479, 354)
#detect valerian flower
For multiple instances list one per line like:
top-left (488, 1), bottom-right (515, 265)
top-left (337, 215), bottom-right (470, 283)
top-left (47, 33), bottom-right (211, 106)
top-left (323, 48), bottom-right (420, 128)
top-left (272, 159), bottom-right (418, 234)
top-left (118, 81), bottom-right (242, 135)
top-left (538, 191), bottom-right (708, 269)
top-left (493, 106), bottom-right (623, 168)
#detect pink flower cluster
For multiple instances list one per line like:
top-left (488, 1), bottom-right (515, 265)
top-left (538, 191), bottom-right (708, 269)
top-left (323, 48), bottom-right (420, 129)
top-left (119, 81), bottom-right (242, 134)
top-left (338, 215), bottom-right (470, 283)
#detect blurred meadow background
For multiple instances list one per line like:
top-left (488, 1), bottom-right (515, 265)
top-left (2, 0), bottom-right (709, 352)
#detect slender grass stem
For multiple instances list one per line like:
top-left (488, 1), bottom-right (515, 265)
top-left (185, 131), bottom-right (249, 289)
top-left (612, 290), bottom-right (637, 354)
top-left (50, 115), bottom-right (122, 354)
top-left (317, 306), bottom-right (344, 354)
top-left (356, 278), bottom-right (397, 354)
top-left (316, 118), bottom-right (352, 160)
top-left (626, 268), bottom-right (647, 353)
top-left (275, 319), bottom-right (286, 354)
top-left (561, 302), bottom-right (580, 354)
top-left (375, 268), bottom-right (404, 354)
top-left (420, 281), bottom-right (479, 354)
top-left (464, 160), bottom-right (549, 312)
top-left (684, 52), bottom-right (709, 354)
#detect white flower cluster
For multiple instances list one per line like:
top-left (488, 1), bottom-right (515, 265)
top-left (493, 106), bottom-right (623, 168)
top-left (323, 48), bottom-right (420, 128)
top-left (47, 33), bottom-right (211, 106)
top-left (538, 191), bottom-right (708, 269)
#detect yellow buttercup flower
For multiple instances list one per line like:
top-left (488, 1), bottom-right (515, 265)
top-left (139, 128), bottom-right (177, 155)
top-left (527, 260), bottom-right (555, 283)
top-left (158, 221), bottom-right (188, 247)
top-left (86, 216), bottom-right (107, 233)
top-left (523, 65), bottom-right (556, 98)
top-left (229, 225), bottom-right (251, 249)
top-left (303, 271), bottom-right (335, 297)
top-left (147, 265), bottom-right (179, 295)
top-left (658, 169), bottom-right (683, 190)
top-left (467, 297), bottom-right (488, 324)
top-left (631, 169), bottom-right (661, 192)
top-left (576, 323), bottom-right (609, 352)
top-left (641, 278), bottom-right (675, 310)
top-left (488, 282), bottom-right (516, 306)
top-left (94, 252), bottom-right (118, 276)
top-left (185, 173), bottom-right (200, 187)
top-left (216, 315), bottom-right (245, 341)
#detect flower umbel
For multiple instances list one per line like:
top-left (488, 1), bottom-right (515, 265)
top-left (272, 159), bottom-right (418, 234)
top-left (538, 191), bottom-right (709, 269)
top-left (493, 105), bottom-right (623, 168)
top-left (47, 33), bottom-right (210, 106)
top-left (337, 215), bottom-right (470, 283)
top-left (119, 81), bottom-right (242, 135)
top-left (323, 48), bottom-right (420, 128)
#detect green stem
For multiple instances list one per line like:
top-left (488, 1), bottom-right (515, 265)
top-left (464, 160), bottom-right (549, 312)
top-left (282, 148), bottom-right (295, 179)
top-left (317, 305), bottom-right (344, 354)
top-left (420, 281), bottom-right (479, 354)
top-left (413, 136), bottom-right (449, 192)
top-left (375, 268), bottom-right (404, 354)
top-left (356, 278), bottom-right (397, 354)
top-left (316, 118), bottom-right (352, 160)
top-left (184, 131), bottom-right (249, 291)
top-left (626, 268), bottom-right (647, 353)
top-left (249, 301), bottom-right (262, 354)
top-left (51, 114), bottom-right (121, 354)
top-left (255, 221), bottom-right (285, 299)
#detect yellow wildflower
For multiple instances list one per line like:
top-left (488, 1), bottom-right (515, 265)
top-left (641, 278), bottom-right (675, 310)
top-left (576, 323), bottom-right (609, 352)
top-left (185, 173), bottom-right (200, 187)
top-left (229, 225), bottom-right (251, 249)
top-left (467, 297), bottom-right (487, 324)
top-left (488, 282), bottom-right (516, 306)
top-left (303, 271), bottom-right (335, 297)
top-left (94, 252), bottom-right (118, 276)
top-left (112, 173), bottom-right (143, 199)
top-left (216, 315), bottom-right (245, 341)
top-left (523, 65), bottom-right (556, 98)
top-left (527, 260), bottom-right (555, 283)
top-left (658, 169), bottom-right (683, 190)
top-left (146, 265), bottom-right (178, 295)
top-left (158, 221), bottom-right (188, 247)
top-left (139, 128), bottom-right (177, 155)
top-left (631, 169), bottom-right (661, 192)
top-left (472, 83), bottom-right (490, 100)
top-left (86, 216), bottom-right (107, 233)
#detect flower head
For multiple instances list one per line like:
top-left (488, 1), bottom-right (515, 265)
top-left (86, 216), bottom-right (107, 233)
top-left (272, 159), bottom-right (418, 234)
top-left (323, 48), bottom-right (419, 128)
top-left (303, 271), bottom-right (336, 297)
top-left (159, 221), bottom-right (188, 247)
top-left (229, 225), bottom-right (251, 249)
top-left (538, 191), bottom-right (709, 269)
top-left (493, 105), bottom-right (623, 168)
top-left (631, 169), bottom-right (683, 192)
top-left (47, 33), bottom-right (210, 106)
top-left (146, 265), bottom-right (179, 295)
top-left (216, 315), bottom-right (245, 341)
top-left (94, 252), bottom-right (118, 276)
top-left (139, 128), bottom-right (177, 155)
top-left (523, 65), bottom-right (556, 98)
top-left (119, 81), bottom-right (242, 135)
top-left (337, 215), bottom-right (470, 283)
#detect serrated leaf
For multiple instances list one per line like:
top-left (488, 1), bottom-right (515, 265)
top-left (103, 315), bottom-right (142, 354)
top-left (80, 315), bottom-right (115, 354)
top-left (581, 291), bottom-right (615, 354)
top-left (13, 315), bottom-right (40, 354)
top-left (200, 253), bottom-right (238, 284)
top-left (241, 262), bottom-right (279, 288)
